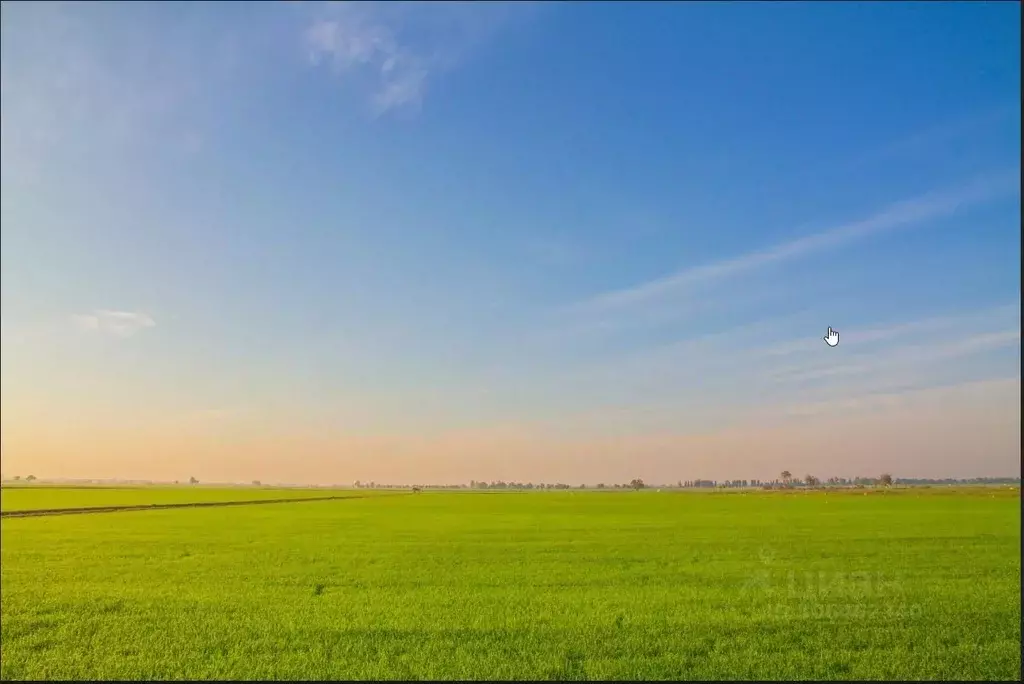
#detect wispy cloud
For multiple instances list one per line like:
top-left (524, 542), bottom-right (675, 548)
top-left (758, 303), bottom-right (1022, 359)
top-left (0, 3), bottom-right (230, 186)
top-left (576, 171), bottom-right (1020, 315)
top-left (303, 1), bottom-right (534, 115)
top-left (844, 103), bottom-right (1020, 171)
top-left (772, 376), bottom-right (1021, 421)
top-left (504, 302), bottom-right (1021, 435)
top-left (768, 329), bottom-right (1021, 384)
top-left (71, 310), bottom-right (156, 338)
top-left (305, 11), bottom-right (426, 114)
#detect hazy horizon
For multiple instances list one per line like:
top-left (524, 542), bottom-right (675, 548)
top-left (2, 3), bottom-right (1020, 486)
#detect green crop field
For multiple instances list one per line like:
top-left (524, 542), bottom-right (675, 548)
top-left (1, 486), bottom-right (1019, 680)
top-left (0, 485), bottom-right (377, 513)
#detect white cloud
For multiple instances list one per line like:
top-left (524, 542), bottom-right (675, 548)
top-left (303, 2), bottom-right (532, 115)
top-left (501, 302), bottom-right (1021, 436)
top-left (767, 329), bottom-right (1021, 384)
top-left (758, 302), bottom-right (1022, 359)
top-left (304, 13), bottom-right (429, 114)
top-left (576, 171), bottom-right (1021, 315)
top-left (71, 310), bottom-right (156, 338)
top-left (843, 104), bottom-right (1020, 171)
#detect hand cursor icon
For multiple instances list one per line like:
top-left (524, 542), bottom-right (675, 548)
top-left (824, 327), bottom-right (839, 347)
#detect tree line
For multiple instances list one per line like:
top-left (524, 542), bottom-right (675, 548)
top-left (347, 473), bottom-right (1019, 491)
top-left (4, 474), bottom-right (1018, 489)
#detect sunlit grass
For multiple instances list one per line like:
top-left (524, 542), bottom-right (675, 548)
top-left (0, 486), bottom-right (382, 512)
top-left (1, 489), bottom-right (1019, 680)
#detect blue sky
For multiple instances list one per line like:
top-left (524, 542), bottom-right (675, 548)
top-left (1, 2), bottom-right (1020, 484)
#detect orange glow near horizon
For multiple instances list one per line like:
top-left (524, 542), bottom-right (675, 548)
top-left (3, 378), bottom-right (1018, 486)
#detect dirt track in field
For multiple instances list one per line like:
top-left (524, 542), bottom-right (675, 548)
top-left (0, 493), bottom-right (406, 518)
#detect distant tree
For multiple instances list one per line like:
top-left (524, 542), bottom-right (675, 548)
top-left (596, 483), bottom-right (605, 489)
top-left (189, 476), bottom-right (198, 485)
top-left (780, 471), bottom-right (792, 486)
top-left (25, 475), bottom-right (36, 482)
top-left (879, 473), bottom-right (894, 487)
top-left (12, 475), bottom-right (21, 481)
top-left (252, 480), bottom-right (261, 487)
top-left (804, 474), bottom-right (818, 487)
top-left (412, 486), bottom-right (422, 494)
top-left (630, 478), bottom-right (645, 491)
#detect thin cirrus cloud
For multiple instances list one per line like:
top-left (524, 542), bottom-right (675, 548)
top-left (517, 302), bottom-right (1021, 432)
top-left (769, 375), bottom-right (1020, 421)
top-left (0, 2), bottom-right (226, 188)
top-left (758, 303), bottom-right (1021, 384)
top-left (574, 170), bottom-right (1021, 316)
top-left (841, 103), bottom-right (1020, 172)
top-left (715, 306), bottom-right (1018, 391)
top-left (757, 302), bottom-right (1022, 359)
top-left (766, 329), bottom-right (1021, 385)
top-left (305, 10), bottom-right (429, 114)
top-left (505, 299), bottom-right (1019, 403)
top-left (71, 310), bottom-right (156, 338)
top-left (303, 1), bottom-right (533, 115)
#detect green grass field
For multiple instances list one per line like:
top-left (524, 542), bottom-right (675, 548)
top-left (1, 487), bottom-right (1019, 680)
top-left (0, 485), bottom-right (375, 512)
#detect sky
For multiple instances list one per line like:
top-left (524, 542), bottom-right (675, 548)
top-left (1, 1), bottom-right (1020, 485)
